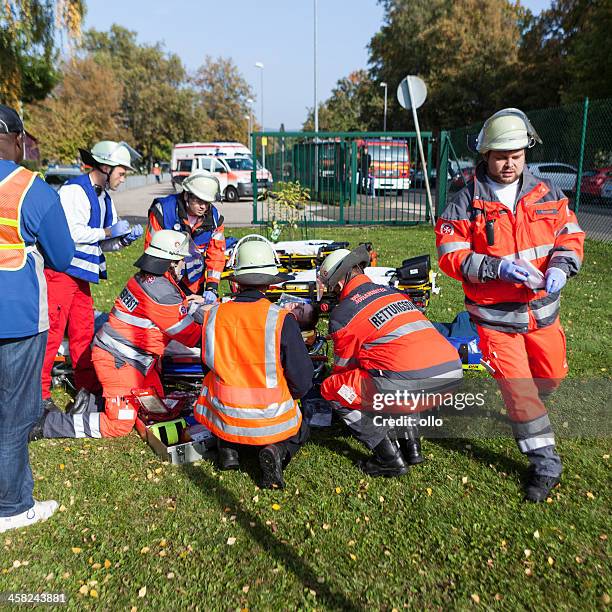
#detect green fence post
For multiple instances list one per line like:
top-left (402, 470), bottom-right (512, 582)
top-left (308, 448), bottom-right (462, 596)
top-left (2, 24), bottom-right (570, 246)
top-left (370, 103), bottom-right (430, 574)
top-left (251, 132), bottom-right (258, 223)
top-left (574, 97), bottom-right (589, 213)
top-left (349, 140), bottom-right (357, 216)
top-left (436, 131), bottom-right (450, 217)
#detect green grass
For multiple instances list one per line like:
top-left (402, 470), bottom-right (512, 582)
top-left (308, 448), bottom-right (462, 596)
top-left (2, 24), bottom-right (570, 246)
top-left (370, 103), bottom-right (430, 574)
top-left (2, 227), bottom-right (610, 610)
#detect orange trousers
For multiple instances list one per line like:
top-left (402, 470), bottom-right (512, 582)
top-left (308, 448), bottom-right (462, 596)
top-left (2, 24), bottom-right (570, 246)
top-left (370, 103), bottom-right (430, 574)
top-left (476, 318), bottom-right (568, 424)
top-left (92, 346), bottom-right (164, 437)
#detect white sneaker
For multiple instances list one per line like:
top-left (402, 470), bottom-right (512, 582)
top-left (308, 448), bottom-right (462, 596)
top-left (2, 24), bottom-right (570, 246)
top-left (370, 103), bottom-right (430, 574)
top-left (0, 500), bottom-right (59, 533)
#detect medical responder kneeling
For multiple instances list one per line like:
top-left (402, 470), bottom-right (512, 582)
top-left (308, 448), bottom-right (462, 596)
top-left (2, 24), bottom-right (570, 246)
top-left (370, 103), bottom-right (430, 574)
top-left (31, 230), bottom-right (206, 440)
top-left (145, 171), bottom-right (225, 301)
top-left (194, 235), bottom-right (313, 489)
top-left (317, 246), bottom-right (463, 477)
top-left (435, 108), bottom-right (585, 502)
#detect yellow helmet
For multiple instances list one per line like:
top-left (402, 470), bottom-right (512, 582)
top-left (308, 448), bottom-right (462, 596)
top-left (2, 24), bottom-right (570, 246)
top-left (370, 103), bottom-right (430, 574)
top-left (476, 108), bottom-right (542, 154)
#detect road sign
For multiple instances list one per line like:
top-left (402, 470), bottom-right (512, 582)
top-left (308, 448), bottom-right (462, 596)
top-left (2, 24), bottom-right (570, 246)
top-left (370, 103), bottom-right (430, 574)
top-left (261, 136), bottom-right (268, 147)
top-left (397, 76), bottom-right (427, 110)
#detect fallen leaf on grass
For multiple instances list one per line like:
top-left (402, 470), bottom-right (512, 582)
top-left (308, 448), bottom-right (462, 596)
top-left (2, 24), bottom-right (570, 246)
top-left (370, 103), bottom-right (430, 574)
top-left (140, 547), bottom-right (150, 554)
top-left (524, 549), bottom-right (531, 558)
top-left (227, 537), bottom-right (236, 546)
top-left (462, 476), bottom-right (468, 484)
top-left (335, 487), bottom-right (342, 494)
top-left (104, 559), bottom-right (111, 569)
top-left (349, 553), bottom-right (357, 561)
top-left (78, 585), bottom-right (89, 595)
top-left (242, 585), bottom-right (249, 593)
top-left (166, 572), bottom-right (175, 579)
top-left (586, 491), bottom-right (595, 500)
top-left (71, 547), bottom-right (82, 554)
top-left (575, 556), bottom-right (583, 564)
top-left (322, 524), bottom-right (330, 531)
top-left (271, 503), bottom-right (281, 511)
top-left (533, 530), bottom-right (540, 539)
top-left (138, 586), bottom-right (147, 598)
top-left (471, 593), bottom-right (480, 604)
top-left (548, 557), bottom-right (554, 566)
top-left (89, 590), bottom-right (98, 598)
top-left (524, 568), bottom-right (532, 576)
top-left (92, 563), bottom-right (101, 570)
top-left (426, 488), bottom-right (432, 496)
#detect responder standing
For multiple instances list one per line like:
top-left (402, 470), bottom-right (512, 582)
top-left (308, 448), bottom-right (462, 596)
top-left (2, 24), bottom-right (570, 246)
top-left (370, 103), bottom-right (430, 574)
top-left (435, 108), bottom-right (585, 502)
top-left (31, 230), bottom-right (205, 440)
top-left (145, 171), bottom-right (225, 301)
top-left (40, 141), bottom-right (144, 411)
top-left (194, 235), bottom-right (313, 489)
top-left (317, 246), bottom-right (463, 477)
top-left (0, 104), bottom-right (74, 532)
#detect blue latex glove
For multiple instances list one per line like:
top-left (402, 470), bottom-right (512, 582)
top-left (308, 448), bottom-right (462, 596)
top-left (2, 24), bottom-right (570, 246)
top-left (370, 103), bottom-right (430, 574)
top-left (545, 267), bottom-right (567, 293)
top-left (109, 219), bottom-right (130, 238)
top-left (202, 290), bottom-right (217, 305)
top-left (498, 260), bottom-right (530, 284)
top-left (122, 224), bottom-right (143, 245)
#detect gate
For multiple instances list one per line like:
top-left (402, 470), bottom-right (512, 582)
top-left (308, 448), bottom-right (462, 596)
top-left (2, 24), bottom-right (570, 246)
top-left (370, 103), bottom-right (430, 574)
top-left (250, 131), bottom-right (436, 230)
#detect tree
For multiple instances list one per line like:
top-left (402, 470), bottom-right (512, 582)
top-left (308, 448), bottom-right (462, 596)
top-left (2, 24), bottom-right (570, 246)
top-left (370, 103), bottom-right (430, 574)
top-left (302, 70), bottom-right (380, 131)
top-left (192, 56), bottom-right (256, 142)
top-left (0, 0), bottom-right (84, 107)
top-left (24, 56), bottom-right (126, 163)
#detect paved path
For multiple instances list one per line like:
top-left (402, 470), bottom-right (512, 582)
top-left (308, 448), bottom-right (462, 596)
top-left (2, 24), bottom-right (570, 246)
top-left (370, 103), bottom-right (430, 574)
top-left (113, 180), bottom-right (256, 227)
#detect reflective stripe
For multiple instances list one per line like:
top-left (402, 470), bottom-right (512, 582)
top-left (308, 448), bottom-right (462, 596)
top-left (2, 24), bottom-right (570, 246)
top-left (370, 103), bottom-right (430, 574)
top-left (111, 308), bottom-right (157, 329)
top-left (88, 413), bottom-right (101, 438)
top-left (204, 305), bottom-right (219, 369)
top-left (204, 389), bottom-right (296, 421)
top-left (196, 401), bottom-right (301, 441)
top-left (210, 375), bottom-right (285, 406)
top-left (165, 315), bottom-right (195, 336)
top-left (465, 302), bottom-right (530, 325)
top-left (97, 329), bottom-right (155, 370)
top-left (512, 414), bottom-right (552, 438)
top-left (334, 355), bottom-right (360, 368)
top-left (73, 414), bottom-right (85, 438)
top-left (463, 253), bottom-right (485, 283)
top-left (516, 243), bottom-right (553, 261)
top-left (557, 222), bottom-right (582, 235)
top-left (340, 409), bottom-right (362, 425)
top-left (208, 269), bottom-right (222, 280)
top-left (549, 249), bottom-right (581, 266)
top-left (212, 231), bottom-right (224, 240)
top-left (264, 305), bottom-right (281, 388)
top-left (363, 319), bottom-right (433, 348)
top-left (437, 241), bottom-right (471, 257)
top-left (531, 296), bottom-right (560, 321)
top-left (518, 435), bottom-right (555, 452)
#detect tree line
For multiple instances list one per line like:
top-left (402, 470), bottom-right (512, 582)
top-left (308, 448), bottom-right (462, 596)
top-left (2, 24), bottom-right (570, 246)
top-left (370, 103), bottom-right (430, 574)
top-left (303, 0), bottom-right (612, 131)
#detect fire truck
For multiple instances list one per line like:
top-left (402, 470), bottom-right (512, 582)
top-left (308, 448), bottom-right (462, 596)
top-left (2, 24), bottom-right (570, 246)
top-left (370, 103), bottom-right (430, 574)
top-left (356, 138), bottom-right (411, 195)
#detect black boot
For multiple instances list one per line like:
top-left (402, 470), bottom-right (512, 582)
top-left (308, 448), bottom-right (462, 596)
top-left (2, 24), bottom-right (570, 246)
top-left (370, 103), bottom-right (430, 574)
top-left (66, 388), bottom-right (93, 415)
top-left (42, 398), bottom-right (61, 413)
top-left (29, 412), bottom-right (49, 442)
top-left (360, 436), bottom-right (409, 477)
top-left (524, 469), bottom-right (560, 503)
top-left (217, 446), bottom-right (240, 471)
top-left (259, 444), bottom-right (286, 489)
top-left (398, 426), bottom-right (425, 465)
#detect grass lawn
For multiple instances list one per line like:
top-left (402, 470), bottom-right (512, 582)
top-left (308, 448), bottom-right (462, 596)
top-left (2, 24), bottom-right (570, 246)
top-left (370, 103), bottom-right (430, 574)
top-left (2, 227), bottom-right (610, 610)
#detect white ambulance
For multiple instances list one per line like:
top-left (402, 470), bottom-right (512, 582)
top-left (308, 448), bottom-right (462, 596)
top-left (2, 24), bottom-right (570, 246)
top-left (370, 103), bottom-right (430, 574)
top-left (171, 142), bottom-right (272, 201)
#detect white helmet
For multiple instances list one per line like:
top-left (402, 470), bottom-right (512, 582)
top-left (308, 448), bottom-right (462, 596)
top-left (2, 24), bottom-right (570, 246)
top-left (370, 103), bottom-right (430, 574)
top-left (476, 108), bottom-right (542, 154)
top-left (81, 140), bottom-right (137, 171)
top-left (144, 229), bottom-right (190, 261)
top-left (182, 171), bottom-right (220, 202)
top-left (316, 245), bottom-right (370, 299)
top-left (229, 234), bottom-right (285, 286)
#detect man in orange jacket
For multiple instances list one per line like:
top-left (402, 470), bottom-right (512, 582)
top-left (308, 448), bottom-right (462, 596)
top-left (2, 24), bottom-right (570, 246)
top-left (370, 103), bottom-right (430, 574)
top-left (317, 246), bottom-right (463, 477)
top-left (435, 108), bottom-right (585, 502)
top-left (31, 230), bottom-right (206, 440)
top-left (145, 172), bottom-right (225, 302)
top-left (194, 235), bottom-right (313, 489)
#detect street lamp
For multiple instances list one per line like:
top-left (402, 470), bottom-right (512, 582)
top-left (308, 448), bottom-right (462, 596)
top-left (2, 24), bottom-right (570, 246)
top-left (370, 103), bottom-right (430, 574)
top-left (255, 62), bottom-right (265, 167)
top-left (245, 114), bottom-right (251, 145)
top-left (380, 82), bottom-right (388, 132)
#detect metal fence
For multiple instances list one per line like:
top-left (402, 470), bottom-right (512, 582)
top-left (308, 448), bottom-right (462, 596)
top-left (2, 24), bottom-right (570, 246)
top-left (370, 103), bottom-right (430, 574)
top-left (442, 97), bottom-right (612, 241)
top-left (249, 131), bottom-right (437, 236)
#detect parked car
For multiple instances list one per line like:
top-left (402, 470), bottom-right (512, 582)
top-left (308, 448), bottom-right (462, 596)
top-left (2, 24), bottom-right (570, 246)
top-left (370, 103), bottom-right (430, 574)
top-left (527, 162), bottom-right (578, 193)
top-left (601, 178), bottom-right (612, 203)
top-left (44, 165), bottom-right (82, 190)
top-left (580, 167), bottom-right (612, 202)
top-left (450, 166), bottom-right (475, 190)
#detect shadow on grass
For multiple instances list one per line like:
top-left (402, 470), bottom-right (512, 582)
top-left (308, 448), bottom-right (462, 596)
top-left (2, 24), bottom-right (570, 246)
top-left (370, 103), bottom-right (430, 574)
top-left (182, 462), bottom-right (360, 611)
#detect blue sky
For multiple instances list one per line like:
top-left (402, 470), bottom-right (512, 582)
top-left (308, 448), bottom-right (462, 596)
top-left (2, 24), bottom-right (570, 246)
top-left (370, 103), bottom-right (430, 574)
top-left (83, 0), bottom-right (553, 131)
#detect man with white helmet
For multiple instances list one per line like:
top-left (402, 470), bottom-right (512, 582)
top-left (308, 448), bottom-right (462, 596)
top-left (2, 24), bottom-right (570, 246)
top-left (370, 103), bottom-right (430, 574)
top-left (435, 108), bottom-right (585, 501)
top-left (41, 141), bottom-right (144, 411)
top-left (317, 246), bottom-right (463, 477)
top-left (145, 171), bottom-right (226, 302)
top-left (31, 230), bottom-right (206, 440)
top-left (194, 235), bottom-right (313, 489)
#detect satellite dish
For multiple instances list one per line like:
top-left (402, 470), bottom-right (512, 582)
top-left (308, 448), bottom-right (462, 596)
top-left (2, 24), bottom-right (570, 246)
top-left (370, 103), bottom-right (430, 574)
top-left (397, 76), bottom-right (427, 110)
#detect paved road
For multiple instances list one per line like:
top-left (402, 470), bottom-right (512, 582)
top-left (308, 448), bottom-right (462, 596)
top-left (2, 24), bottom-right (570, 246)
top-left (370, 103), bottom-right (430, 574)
top-left (113, 180), bottom-right (256, 227)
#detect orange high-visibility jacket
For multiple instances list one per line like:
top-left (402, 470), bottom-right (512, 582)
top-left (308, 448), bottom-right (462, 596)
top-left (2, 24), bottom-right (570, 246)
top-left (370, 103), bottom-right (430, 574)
top-left (326, 274), bottom-right (463, 396)
top-left (0, 166), bottom-right (37, 271)
top-left (195, 299), bottom-right (302, 445)
top-left (94, 272), bottom-right (202, 374)
top-left (435, 164), bottom-right (584, 333)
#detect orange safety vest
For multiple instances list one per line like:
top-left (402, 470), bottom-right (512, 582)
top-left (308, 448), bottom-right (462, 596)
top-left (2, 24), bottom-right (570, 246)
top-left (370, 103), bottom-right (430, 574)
top-left (0, 166), bottom-right (37, 271)
top-left (194, 299), bottom-right (302, 445)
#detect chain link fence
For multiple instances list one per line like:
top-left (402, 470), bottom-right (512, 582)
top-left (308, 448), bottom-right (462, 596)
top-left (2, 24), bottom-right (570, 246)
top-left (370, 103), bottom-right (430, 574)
top-left (444, 97), bottom-right (612, 241)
